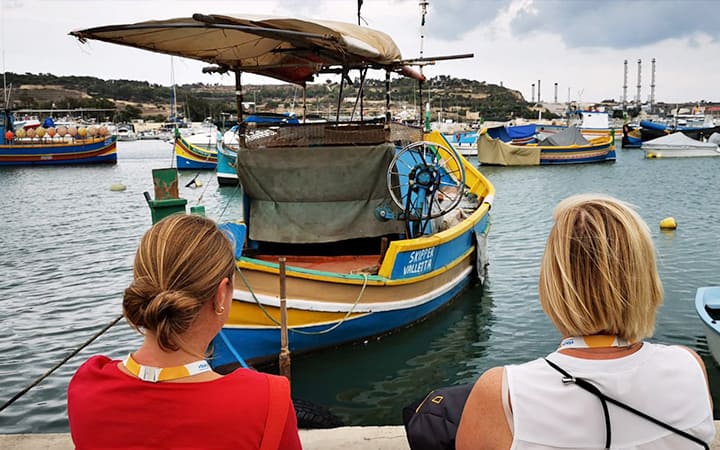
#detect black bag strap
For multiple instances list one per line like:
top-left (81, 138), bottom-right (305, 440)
top-left (544, 358), bottom-right (709, 450)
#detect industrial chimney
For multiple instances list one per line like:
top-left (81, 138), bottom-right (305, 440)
top-left (636, 59), bottom-right (642, 106)
top-left (623, 59), bottom-right (628, 105)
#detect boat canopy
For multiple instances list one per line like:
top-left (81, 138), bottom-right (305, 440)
top-left (70, 14), bottom-right (423, 84)
top-left (643, 132), bottom-right (719, 150)
top-left (538, 126), bottom-right (589, 146)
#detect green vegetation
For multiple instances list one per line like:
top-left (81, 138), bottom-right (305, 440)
top-left (4, 71), bottom-right (550, 123)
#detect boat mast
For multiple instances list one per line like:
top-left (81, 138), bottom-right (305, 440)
top-left (419, 1), bottom-right (428, 131)
top-left (170, 56), bottom-right (177, 123)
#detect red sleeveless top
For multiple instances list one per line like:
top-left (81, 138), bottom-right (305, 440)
top-left (68, 355), bottom-right (302, 449)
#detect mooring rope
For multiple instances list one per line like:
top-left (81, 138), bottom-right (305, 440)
top-left (0, 314), bottom-right (124, 413)
top-left (236, 268), bottom-right (370, 336)
top-left (217, 182), bottom-right (242, 221)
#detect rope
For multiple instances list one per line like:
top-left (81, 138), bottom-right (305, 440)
top-left (236, 267), bottom-right (370, 335)
top-left (0, 314), bottom-right (124, 413)
top-left (194, 171), bottom-right (214, 205)
top-left (217, 183), bottom-right (242, 221)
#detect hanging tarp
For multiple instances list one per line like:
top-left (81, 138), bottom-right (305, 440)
top-left (477, 132), bottom-right (540, 166)
top-left (236, 143), bottom-right (404, 243)
top-left (538, 126), bottom-right (589, 146)
top-left (486, 124), bottom-right (536, 142)
top-left (70, 15), bottom-right (422, 84)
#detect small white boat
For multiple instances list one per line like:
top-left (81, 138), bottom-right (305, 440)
top-left (643, 132), bottom-right (720, 158)
top-left (695, 287), bottom-right (720, 366)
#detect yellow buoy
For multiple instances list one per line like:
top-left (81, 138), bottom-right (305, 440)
top-left (109, 183), bottom-right (127, 192)
top-left (659, 217), bottom-right (677, 230)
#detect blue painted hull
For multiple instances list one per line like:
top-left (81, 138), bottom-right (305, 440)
top-left (216, 144), bottom-right (238, 186)
top-left (211, 272), bottom-right (472, 367)
top-left (176, 155), bottom-right (216, 170)
top-left (0, 136), bottom-right (118, 166)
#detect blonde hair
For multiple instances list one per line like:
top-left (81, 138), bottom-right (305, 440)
top-left (123, 214), bottom-right (235, 353)
top-left (538, 194), bottom-right (663, 342)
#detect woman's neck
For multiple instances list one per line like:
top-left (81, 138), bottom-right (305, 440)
top-left (132, 334), bottom-right (208, 367)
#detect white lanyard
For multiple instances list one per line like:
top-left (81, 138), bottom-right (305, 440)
top-left (122, 353), bottom-right (213, 383)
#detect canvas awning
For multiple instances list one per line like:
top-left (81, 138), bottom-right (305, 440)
top-left (70, 14), bottom-right (424, 84)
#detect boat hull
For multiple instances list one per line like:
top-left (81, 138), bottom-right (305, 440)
top-left (478, 132), bottom-right (615, 166)
top-left (695, 287), bottom-right (720, 366)
top-left (0, 136), bottom-right (118, 166)
top-left (215, 256), bottom-right (476, 366)
top-left (174, 134), bottom-right (217, 170)
top-left (216, 143), bottom-right (239, 186)
top-left (644, 148), bottom-right (720, 158)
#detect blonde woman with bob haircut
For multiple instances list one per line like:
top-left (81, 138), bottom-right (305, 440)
top-left (457, 194), bottom-right (715, 450)
top-left (68, 214), bottom-right (301, 450)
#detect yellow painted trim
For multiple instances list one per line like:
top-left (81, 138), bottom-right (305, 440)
top-left (226, 301), bottom-right (367, 327)
top-left (238, 246), bottom-right (474, 287)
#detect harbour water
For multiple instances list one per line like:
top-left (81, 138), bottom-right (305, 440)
top-left (0, 139), bottom-right (718, 433)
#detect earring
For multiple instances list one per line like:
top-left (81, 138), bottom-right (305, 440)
top-left (215, 304), bottom-right (225, 315)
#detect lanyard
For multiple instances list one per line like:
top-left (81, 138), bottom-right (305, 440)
top-left (122, 353), bottom-right (213, 383)
top-left (559, 335), bottom-right (633, 350)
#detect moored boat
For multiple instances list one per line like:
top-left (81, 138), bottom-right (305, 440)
top-left (72, 13), bottom-right (492, 368)
top-left (642, 132), bottom-right (720, 159)
top-left (174, 128), bottom-right (217, 170)
top-left (1, 110), bottom-right (117, 166)
top-left (478, 125), bottom-right (615, 166)
top-left (695, 287), bottom-right (720, 366)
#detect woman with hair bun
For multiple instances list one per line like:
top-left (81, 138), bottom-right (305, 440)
top-left (456, 194), bottom-right (715, 450)
top-left (68, 214), bottom-right (302, 449)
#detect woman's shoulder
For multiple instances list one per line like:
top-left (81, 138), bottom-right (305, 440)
top-left (219, 367), bottom-right (284, 390)
top-left (72, 355), bottom-right (117, 378)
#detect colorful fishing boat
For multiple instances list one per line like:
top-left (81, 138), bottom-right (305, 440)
top-left (695, 287), bottom-right (720, 366)
top-left (73, 13), bottom-right (491, 368)
top-left (1, 110), bottom-right (117, 166)
top-left (622, 123), bottom-right (642, 148)
top-left (174, 128), bottom-right (217, 170)
top-left (478, 125), bottom-right (615, 166)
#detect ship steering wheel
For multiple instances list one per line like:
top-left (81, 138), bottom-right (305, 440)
top-left (387, 140), bottom-right (466, 237)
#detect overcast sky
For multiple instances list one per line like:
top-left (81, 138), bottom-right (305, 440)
top-left (2, 0), bottom-right (719, 104)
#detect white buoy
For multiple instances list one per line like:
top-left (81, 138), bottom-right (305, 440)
top-left (659, 217), bottom-right (677, 230)
top-left (109, 183), bottom-right (127, 192)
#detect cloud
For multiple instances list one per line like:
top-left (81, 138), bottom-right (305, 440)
top-left (510, 0), bottom-right (720, 49)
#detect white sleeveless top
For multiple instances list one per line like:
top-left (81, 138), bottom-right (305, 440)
top-left (504, 342), bottom-right (715, 449)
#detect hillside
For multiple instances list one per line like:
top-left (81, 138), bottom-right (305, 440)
top-left (3, 72), bottom-right (544, 124)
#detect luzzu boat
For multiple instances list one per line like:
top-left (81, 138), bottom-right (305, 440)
top-left (478, 125), bottom-right (615, 166)
top-left (174, 128), bottom-right (217, 170)
top-left (0, 111), bottom-right (117, 166)
top-left (72, 13), bottom-right (493, 368)
top-left (695, 287), bottom-right (720, 366)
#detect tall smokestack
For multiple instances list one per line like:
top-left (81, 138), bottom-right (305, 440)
top-left (623, 59), bottom-right (628, 105)
top-left (531, 83), bottom-right (535, 103)
top-left (636, 59), bottom-right (642, 105)
top-left (650, 58), bottom-right (656, 109)
top-left (537, 80), bottom-right (541, 103)
top-left (554, 82), bottom-right (558, 103)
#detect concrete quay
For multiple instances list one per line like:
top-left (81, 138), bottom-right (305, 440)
top-left (1, 424), bottom-right (720, 449)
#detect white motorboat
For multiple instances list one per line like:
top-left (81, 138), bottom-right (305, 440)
top-left (643, 132), bottom-right (720, 158)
